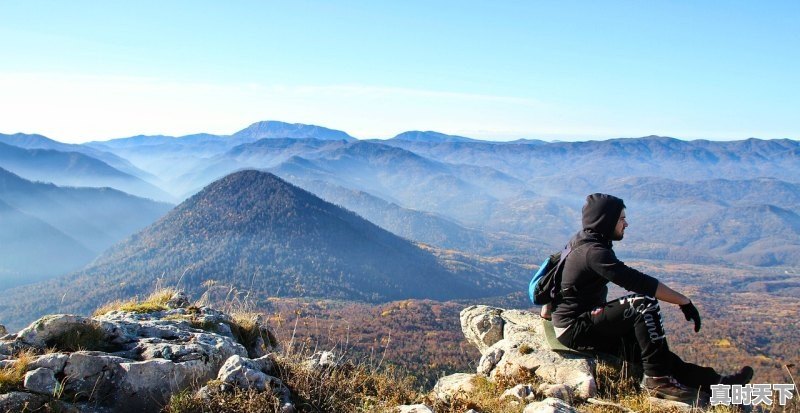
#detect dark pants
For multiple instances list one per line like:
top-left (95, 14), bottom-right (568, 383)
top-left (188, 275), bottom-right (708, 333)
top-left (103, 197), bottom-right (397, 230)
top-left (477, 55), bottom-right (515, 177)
top-left (557, 294), bottom-right (721, 389)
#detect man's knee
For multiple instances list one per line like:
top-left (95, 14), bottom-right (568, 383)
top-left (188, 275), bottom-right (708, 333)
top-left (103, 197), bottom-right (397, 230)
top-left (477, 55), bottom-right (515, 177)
top-left (618, 294), bottom-right (660, 313)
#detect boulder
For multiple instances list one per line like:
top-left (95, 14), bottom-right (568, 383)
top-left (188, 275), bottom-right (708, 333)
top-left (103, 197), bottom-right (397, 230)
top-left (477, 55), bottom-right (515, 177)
top-left (23, 367), bottom-right (59, 396)
top-left (432, 372), bottom-right (478, 403)
top-left (460, 305), bottom-right (505, 353)
top-left (305, 350), bottom-right (338, 371)
top-left (394, 404), bottom-right (434, 413)
top-left (166, 292), bottom-right (190, 309)
top-left (15, 314), bottom-right (112, 348)
top-left (538, 383), bottom-right (573, 402)
top-left (647, 397), bottom-right (694, 412)
top-left (217, 354), bottom-right (278, 391)
top-left (0, 324), bottom-right (6, 335)
top-left (460, 306), bottom-right (596, 399)
top-left (28, 353), bottom-right (69, 373)
top-left (0, 391), bottom-right (49, 412)
top-left (523, 397), bottom-right (579, 413)
top-left (501, 383), bottom-right (535, 402)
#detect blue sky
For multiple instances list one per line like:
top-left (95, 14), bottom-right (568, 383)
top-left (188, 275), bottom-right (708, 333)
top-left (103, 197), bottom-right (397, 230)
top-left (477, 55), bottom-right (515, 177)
top-left (1, 1), bottom-right (798, 143)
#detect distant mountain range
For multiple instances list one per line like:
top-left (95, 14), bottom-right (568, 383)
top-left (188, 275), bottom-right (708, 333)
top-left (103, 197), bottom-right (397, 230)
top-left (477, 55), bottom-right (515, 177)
top-left (0, 141), bottom-right (172, 201)
top-left (0, 170), bottom-right (525, 326)
top-left (389, 131), bottom-right (480, 143)
top-left (0, 167), bottom-right (172, 289)
top-left (1, 120), bottom-right (798, 285)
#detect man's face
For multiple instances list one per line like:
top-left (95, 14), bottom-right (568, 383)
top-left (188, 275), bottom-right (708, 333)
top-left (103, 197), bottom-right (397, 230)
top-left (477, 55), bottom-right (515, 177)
top-left (612, 209), bottom-right (627, 241)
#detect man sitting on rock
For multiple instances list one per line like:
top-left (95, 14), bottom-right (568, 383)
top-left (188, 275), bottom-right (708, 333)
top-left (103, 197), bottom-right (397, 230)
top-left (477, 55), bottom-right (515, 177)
top-left (550, 193), bottom-right (753, 402)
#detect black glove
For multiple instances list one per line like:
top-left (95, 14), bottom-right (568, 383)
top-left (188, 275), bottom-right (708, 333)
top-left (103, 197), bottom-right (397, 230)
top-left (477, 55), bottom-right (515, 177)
top-left (680, 301), bottom-right (701, 332)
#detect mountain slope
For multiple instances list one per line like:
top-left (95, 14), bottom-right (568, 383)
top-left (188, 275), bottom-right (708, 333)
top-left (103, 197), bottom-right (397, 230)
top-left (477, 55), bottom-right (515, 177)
top-left (0, 133), bottom-right (153, 180)
top-left (0, 198), bottom-right (95, 289)
top-left (0, 142), bottom-right (173, 201)
top-left (0, 170), bottom-right (524, 325)
top-left (0, 167), bottom-right (173, 286)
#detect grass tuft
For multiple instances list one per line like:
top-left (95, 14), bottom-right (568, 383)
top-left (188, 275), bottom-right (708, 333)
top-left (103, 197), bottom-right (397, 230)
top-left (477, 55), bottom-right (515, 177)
top-left (0, 349), bottom-right (36, 393)
top-left (227, 312), bottom-right (279, 357)
top-left (94, 288), bottom-right (178, 316)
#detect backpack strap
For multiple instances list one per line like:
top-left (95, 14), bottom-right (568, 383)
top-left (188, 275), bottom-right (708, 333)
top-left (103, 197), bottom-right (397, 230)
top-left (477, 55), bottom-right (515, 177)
top-left (551, 238), bottom-right (594, 301)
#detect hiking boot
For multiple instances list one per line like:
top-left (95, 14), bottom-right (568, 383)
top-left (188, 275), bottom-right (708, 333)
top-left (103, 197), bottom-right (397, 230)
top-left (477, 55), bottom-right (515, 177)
top-left (643, 375), bottom-right (699, 402)
top-left (720, 366), bottom-right (754, 385)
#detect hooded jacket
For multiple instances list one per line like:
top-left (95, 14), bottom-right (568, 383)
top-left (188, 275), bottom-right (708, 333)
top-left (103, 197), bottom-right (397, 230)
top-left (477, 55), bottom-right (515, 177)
top-left (552, 193), bottom-right (660, 329)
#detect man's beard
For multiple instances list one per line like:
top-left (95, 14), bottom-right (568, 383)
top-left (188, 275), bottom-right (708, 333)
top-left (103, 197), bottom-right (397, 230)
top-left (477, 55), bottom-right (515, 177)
top-left (612, 232), bottom-right (624, 241)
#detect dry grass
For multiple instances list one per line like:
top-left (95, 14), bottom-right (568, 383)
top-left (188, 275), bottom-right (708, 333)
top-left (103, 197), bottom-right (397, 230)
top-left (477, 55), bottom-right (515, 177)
top-left (227, 312), bottom-right (279, 357)
top-left (162, 352), bottom-right (420, 413)
top-left (0, 348), bottom-right (36, 393)
top-left (93, 288), bottom-right (177, 316)
top-left (163, 381), bottom-right (282, 413)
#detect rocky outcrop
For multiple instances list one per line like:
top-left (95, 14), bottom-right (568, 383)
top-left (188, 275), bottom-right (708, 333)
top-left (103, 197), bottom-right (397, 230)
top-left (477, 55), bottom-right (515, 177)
top-left (0, 292), bottom-right (283, 413)
top-left (460, 305), bottom-right (596, 399)
top-left (428, 305), bottom-right (700, 412)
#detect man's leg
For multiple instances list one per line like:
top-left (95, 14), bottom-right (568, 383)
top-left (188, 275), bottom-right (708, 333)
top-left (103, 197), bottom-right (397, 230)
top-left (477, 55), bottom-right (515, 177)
top-left (566, 294), bottom-right (674, 377)
top-left (669, 353), bottom-right (721, 390)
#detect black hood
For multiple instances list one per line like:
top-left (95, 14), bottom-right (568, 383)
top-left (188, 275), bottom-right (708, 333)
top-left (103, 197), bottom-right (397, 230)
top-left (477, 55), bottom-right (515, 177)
top-left (581, 193), bottom-right (625, 238)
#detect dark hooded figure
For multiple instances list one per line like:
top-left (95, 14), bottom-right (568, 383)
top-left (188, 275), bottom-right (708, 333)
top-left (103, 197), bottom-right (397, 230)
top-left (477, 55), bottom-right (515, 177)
top-left (550, 193), bottom-right (753, 402)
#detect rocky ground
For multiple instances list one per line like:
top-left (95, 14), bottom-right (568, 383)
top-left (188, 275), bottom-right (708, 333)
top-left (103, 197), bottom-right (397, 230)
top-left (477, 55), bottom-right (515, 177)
top-left (0, 294), bottom-right (752, 413)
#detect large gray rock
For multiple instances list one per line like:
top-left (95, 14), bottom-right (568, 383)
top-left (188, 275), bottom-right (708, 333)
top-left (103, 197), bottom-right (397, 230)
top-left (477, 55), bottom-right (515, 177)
top-left (28, 353), bottom-right (69, 373)
top-left (647, 396), bottom-right (694, 411)
top-left (501, 383), bottom-right (535, 402)
top-left (23, 367), bottom-right (59, 396)
top-left (460, 305), bottom-right (505, 353)
top-left (217, 354), bottom-right (277, 391)
top-left (15, 314), bottom-right (112, 348)
top-left (523, 397), bottom-right (579, 413)
top-left (0, 391), bottom-right (49, 412)
top-left (394, 404), bottom-right (434, 413)
top-left (460, 306), bottom-right (596, 399)
top-left (432, 372), bottom-right (478, 403)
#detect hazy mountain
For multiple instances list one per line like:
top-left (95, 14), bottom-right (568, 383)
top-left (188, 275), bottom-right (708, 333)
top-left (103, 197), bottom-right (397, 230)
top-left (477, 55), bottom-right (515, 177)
top-left (84, 122), bottom-right (357, 194)
top-left (390, 131), bottom-right (480, 143)
top-left (169, 138), bottom-right (351, 197)
top-left (0, 198), bottom-right (95, 289)
top-left (0, 170), bottom-right (526, 325)
top-left (232, 121), bottom-right (356, 142)
top-left (276, 176), bottom-right (543, 258)
top-left (271, 141), bottom-right (525, 223)
top-left (381, 136), bottom-right (800, 185)
top-left (0, 133), bottom-right (154, 181)
top-left (0, 167), bottom-right (173, 287)
top-left (605, 176), bottom-right (800, 213)
top-left (0, 142), bottom-right (173, 201)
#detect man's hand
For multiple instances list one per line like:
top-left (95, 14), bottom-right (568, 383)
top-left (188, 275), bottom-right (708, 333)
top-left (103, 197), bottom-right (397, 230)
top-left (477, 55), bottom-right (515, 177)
top-left (680, 301), bottom-right (701, 332)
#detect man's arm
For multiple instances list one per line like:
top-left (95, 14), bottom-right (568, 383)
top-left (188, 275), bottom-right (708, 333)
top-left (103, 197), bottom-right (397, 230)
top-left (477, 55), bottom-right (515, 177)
top-left (656, 281), bottom-right (702, 332)
top-left (654, 282), bottom-right (691, 305)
